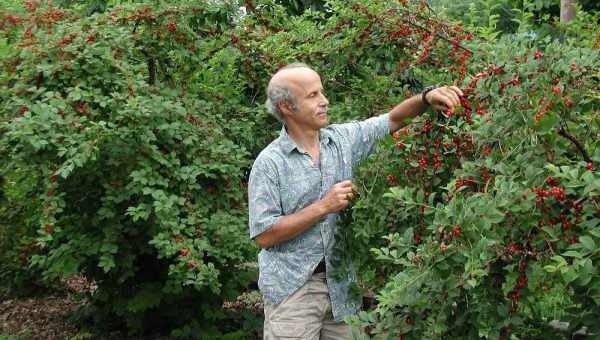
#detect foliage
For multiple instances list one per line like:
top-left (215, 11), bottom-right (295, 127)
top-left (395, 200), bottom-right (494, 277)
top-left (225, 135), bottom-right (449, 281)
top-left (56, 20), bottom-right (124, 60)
top-left (325, 2), bottom-right (600, 339)
top-left (0, 0), bottom-right (599, 338)
top-left (0, 166), bottom-right (48, 298)
top-left (431, 0), bottom-right (600, 44)
top-left (1, 1), bottom-right (259, 336)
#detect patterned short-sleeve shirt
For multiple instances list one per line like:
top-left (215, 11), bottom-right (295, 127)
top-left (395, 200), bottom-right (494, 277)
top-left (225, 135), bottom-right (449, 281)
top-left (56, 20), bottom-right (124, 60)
top-left (248, 113), bottom-right (390, 321)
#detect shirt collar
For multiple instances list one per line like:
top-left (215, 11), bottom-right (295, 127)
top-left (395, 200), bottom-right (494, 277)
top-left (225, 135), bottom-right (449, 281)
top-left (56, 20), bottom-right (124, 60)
top-left (278, 124), bottom-right (332, 155)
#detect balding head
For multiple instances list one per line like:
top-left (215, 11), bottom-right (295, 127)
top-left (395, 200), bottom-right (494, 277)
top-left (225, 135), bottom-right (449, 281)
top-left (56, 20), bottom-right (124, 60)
top-left (265, 63), bottom-right (317, 123)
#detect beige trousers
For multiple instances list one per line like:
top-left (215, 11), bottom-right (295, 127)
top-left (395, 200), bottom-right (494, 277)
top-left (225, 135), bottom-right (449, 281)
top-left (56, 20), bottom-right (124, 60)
top-left (263, 272), bottom-right (351, 340)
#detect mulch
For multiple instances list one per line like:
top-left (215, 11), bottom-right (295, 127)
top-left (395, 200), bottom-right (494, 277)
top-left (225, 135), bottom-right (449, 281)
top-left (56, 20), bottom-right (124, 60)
top-left (0, 276), bottom-right (120, 340)
top-left (0, 276), bottom-right (263, 340)
top-left (0, 295), bottom-right (86, 340)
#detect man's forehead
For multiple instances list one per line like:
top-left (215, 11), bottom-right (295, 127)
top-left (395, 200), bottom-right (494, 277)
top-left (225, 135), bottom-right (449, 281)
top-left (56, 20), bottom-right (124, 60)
top-left (269, 67), bottom-right (321, 92)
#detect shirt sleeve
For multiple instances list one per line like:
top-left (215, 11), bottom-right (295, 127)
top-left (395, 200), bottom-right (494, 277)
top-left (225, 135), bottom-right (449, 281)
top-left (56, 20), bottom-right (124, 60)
top-left (248, 156), bottom-right (283, 239)
top-left (333, 112), bottom-right (390, 166)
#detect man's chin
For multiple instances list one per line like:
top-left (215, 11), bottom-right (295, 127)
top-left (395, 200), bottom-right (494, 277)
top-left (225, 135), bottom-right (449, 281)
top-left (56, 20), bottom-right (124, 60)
top-left (317, 114), bottom-right (329, 127)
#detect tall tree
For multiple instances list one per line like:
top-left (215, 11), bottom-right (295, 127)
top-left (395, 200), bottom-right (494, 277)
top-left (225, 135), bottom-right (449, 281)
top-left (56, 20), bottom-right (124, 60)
top-left (561, 0), bottom-right (576, 23)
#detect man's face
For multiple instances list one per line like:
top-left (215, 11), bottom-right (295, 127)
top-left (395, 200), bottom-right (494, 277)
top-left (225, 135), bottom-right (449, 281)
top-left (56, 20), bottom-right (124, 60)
top-left (282, 68), bottom-right (329, 130)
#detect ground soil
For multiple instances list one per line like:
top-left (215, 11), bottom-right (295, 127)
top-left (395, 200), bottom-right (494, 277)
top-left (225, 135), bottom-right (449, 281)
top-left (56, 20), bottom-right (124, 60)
top-left (0, 277), bottom-right (263, 340)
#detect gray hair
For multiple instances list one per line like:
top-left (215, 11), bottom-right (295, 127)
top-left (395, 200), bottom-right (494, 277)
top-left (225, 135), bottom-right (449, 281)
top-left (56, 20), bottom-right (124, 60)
top-left (265, 63), bottom-right (314, 123)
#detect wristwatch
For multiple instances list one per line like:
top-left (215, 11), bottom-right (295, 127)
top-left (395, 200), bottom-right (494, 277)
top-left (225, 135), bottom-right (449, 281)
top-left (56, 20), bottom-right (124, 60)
top-left (421, 85), bottom-right (438, 106)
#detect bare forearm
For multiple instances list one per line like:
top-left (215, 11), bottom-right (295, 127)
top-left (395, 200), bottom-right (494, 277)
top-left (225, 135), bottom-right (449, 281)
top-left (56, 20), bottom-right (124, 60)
top-left (389, 86), bottom-right (464, 132)
top-left (255, 201), bottom-right (329, 249)
top-left (388, 94), bottom-right (427, 132)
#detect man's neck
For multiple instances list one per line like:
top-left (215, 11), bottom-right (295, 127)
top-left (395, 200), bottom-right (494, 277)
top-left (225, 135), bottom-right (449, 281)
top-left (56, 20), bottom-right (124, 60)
top-left (285, 123), bottom-right (320, 153)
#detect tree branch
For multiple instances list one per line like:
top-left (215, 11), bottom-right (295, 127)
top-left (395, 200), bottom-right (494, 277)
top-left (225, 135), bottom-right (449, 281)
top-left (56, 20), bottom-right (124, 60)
top-left (557, 127), bottom-right (591, 163)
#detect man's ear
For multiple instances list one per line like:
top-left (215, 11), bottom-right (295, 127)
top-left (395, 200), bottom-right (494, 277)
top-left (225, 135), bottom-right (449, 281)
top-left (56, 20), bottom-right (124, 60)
top-left (278, 101), bottom-right (294, 117)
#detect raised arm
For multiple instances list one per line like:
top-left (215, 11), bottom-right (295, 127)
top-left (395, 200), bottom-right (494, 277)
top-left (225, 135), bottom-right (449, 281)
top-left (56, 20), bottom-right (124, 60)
top-left (388, 86), bottom-right (463, 132)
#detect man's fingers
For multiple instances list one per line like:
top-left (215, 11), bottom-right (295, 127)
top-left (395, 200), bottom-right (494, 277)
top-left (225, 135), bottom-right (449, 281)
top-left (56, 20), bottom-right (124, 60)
top-left (336, 187), bottom-right (354, 196)
top-left (436, 95), bottom-right (455, 111)
top-left (448, 85), bottom-right (464, 97)
top-left (336, 180), bottom-right (353, 188)
top-left (440, 87), bottom-right (460, 107)
top-left (431, 87), bottom-right (455, 109)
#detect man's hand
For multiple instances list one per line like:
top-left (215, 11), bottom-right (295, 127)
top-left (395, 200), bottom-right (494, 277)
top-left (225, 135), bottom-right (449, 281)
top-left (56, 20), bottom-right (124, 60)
top-left (319, 180), bottom-right (355, 214)
top-left (425, 86), bottom-right (464, 113)
top-left (254, 180), bottom-right (355, 248)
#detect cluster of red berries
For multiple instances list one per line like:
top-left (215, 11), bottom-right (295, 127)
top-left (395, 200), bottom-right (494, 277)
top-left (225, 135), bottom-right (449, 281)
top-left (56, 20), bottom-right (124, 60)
top-left (510, 274), bottom-right (528, 306)
top-left (532, 185), bottom-right (566, 205)
top-left (505, 241), bottom-right (522, 255)
top-left (25, 0), bottom-right (38, 12)
top-left (119, 7), bottom-right (157, 23)
top-left (386, 175), bottom-right (397, 186)
top-left (167, 21), bottom-right (177, 33)
top-left (57, 32), bottom-right (78, 47)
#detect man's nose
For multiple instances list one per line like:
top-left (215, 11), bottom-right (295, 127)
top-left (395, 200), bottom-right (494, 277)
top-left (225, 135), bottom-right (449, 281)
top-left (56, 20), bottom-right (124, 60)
top-left (319, 93), bottom-right (329, 106)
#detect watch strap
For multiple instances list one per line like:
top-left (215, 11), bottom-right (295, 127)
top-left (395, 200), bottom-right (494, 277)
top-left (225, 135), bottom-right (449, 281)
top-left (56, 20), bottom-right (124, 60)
top-left (422, 85), bottom-right (438, 106)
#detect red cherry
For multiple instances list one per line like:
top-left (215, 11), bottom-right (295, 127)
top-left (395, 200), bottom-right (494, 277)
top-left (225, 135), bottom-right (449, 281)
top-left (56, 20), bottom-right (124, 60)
top-left (167, 22), bottom-right (177, 33)
top-left (533, 51), bottom-right (543, 60)
top-left (518, 259), bottom-right (527, 272)
top-left (545, 176), bottom-right (557, 186)
top-left (386, 175), bottom-right (397, 186)
top-left (511, 290), bottom-right (520, 302)
top-left (451, 226), bottom-right (462, 237)
top-left (516, 275), bottom-right (528, 289)
top-left (179, 248), bottom-right (189, 257)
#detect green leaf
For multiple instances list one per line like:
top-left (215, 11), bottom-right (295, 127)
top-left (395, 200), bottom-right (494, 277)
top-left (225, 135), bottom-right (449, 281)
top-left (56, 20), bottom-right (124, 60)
top-left (580, 236), bottom-right (596, 251)
top-left (562, 250), bottom-right (583, 259)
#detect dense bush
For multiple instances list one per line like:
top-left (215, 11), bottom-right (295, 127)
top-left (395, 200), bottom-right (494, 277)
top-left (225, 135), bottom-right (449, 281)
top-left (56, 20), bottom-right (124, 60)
top-left (331, 3), bottom-right (600, 339)
top-left (1, 1), bottom-right (261, 337)
top-left (1, 0), bottom-right (598, 338)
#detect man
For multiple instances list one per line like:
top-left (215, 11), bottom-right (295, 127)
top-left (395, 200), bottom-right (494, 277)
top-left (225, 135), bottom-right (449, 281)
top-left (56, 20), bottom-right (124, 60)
top-left (248, 63), bottom-right (462, 339)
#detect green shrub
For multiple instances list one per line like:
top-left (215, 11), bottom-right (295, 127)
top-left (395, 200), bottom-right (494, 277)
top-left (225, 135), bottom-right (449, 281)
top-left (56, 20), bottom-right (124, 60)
top-left (1, 0), bottom-right (598, 338)
top-left (1, 1), bottom-right (258, 336)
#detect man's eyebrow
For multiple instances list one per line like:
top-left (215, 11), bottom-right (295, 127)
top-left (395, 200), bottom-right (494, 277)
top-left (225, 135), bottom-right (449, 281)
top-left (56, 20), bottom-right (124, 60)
top-left (305, 88), bottom-right (324, 97)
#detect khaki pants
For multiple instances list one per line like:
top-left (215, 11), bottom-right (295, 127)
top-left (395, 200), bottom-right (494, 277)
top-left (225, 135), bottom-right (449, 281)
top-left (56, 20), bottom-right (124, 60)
top-left (263, 272), bottom-right (351, 340)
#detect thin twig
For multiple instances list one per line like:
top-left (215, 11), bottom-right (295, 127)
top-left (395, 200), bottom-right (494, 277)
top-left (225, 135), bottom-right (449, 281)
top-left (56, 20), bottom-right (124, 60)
top-left (396, 16), bottom-right (474, 55)
top-left (421, 0), bottom-right (437, 16)
top-left (545, 238), bottom-right (556, 256)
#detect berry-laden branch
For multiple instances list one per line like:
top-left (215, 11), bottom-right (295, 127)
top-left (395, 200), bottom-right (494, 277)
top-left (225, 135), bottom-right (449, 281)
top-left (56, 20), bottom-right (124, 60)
top-left (383, 7), bottom-right (474, 55)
